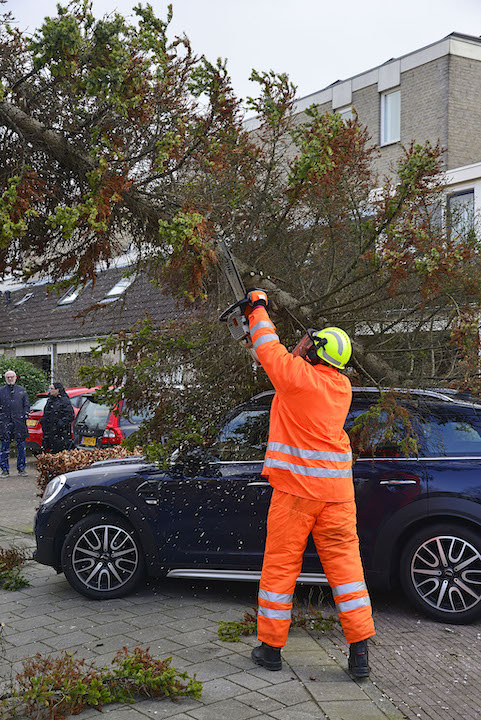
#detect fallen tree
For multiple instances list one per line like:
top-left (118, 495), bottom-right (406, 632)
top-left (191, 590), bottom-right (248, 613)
top-left (2, 2), bottom-right (481, 446)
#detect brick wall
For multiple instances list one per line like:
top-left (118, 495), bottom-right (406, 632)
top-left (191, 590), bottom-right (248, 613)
top-left (355, 57), bottom-right (449, 178)
top-left (292, 51), bottom-right (481, 180)
top-left (56, 349), bottom-right (120, 387)
top-left (448, 55), bottom-right (481, 169)
top-left (400, 56), bottom-right (449, 165)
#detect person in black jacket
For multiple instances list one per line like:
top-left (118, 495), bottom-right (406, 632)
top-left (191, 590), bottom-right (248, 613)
top-left (41, 382), bottom-right (75, 454)
top-left (0, 370), bottom-right (30, 477)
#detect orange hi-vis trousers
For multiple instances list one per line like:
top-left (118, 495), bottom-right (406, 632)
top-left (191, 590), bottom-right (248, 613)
top-left (257, 489), bottom-right (375, 647)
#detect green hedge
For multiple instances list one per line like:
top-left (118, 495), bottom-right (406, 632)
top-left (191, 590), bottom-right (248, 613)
top-left (0, 357), bottom-right (48, 403)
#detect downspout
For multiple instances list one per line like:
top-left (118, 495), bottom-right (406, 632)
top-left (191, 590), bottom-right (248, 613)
top-left (50, 343), bottom-right (57, 383)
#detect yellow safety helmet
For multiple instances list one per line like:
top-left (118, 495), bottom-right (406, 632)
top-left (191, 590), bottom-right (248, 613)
top-left (293, 327), bottom-right (352, 369)
top-left (312, 327), bottom-right (352, 369)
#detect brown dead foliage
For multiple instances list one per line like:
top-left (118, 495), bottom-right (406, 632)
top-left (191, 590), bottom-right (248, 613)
top-left (36, 446), bottom-right (144, 495)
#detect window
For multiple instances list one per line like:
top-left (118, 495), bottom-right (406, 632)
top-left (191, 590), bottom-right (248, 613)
top-left (75, 399), bottom-right (111, 433)
top-left (15, 292), bottom-right (34, 307)
top-left (30, 396), bottom-right (48, 413)
top-left (58, 287), bottom-right (81, 306)
top-left (70, 394), bottom-right (90, 409)
top-left (419, 407), bottom-right (481, 457)
top-left (338, 106), bottom-right (353, 122)
top-left (380, 89), bottom-right (400, 146)
top-left (119, 405), bottom-right (152, 427)
top-left (57, 281), bottom-right (91, 306)
top-left (100, 275), bottom-right (135, 304)
top-left (447, 190), bottom-right (475, 241)
top-left (346, 405), bottom-right (413, 458)
top-left (212, 408), bottom-right (270, 461)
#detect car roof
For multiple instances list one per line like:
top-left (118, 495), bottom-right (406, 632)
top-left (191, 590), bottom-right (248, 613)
top-left (34, 386), bottom-right (97, 399)
top-left (66, 387), bottom-right (97, 397)
top-left (250, 387), bottom-right (481, 410)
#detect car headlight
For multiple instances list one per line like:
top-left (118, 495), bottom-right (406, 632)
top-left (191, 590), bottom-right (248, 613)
top-left (41, 474), bottom-right (67, 506)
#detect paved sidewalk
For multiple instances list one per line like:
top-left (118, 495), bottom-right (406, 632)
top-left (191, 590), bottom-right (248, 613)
top-left (0, 548), bottom-right (404, 720)
top-left (0, 467), bottom-right (404, 720)
top-left (0, 456), bottom-right (38, 534)
top-left (2, 468), bottom-right (481, 719)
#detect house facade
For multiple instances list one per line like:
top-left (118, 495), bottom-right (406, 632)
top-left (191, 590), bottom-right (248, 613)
top-left (246, 32), bottom-right (481, 227)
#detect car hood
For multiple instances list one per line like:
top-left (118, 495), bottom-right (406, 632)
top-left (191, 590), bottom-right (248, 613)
top-left (61, 459), bottom-right (157, 489)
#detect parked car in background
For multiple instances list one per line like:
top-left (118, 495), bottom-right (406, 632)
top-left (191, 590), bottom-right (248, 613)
top-left (34, 387), bottom-right (481, 625)
top-left (73, 396), bottom-right (149, 448)
top-left (26, 387), bottom-right (95, 454)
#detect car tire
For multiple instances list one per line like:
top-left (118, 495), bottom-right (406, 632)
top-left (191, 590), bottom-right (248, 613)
top-left (400, 523), bottom-right (481, 624)
top-left (61, 512), bottom-right (145, 600)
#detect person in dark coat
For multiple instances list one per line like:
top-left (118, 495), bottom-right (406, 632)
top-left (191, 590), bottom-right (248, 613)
top-left (0, 369), bottom-right (30, 477)
top-left (41, 382), bottom-right (75, 454)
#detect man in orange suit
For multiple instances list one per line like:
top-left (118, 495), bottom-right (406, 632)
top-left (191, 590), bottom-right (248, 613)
top-left (245, 290), bottom-right (375, 678)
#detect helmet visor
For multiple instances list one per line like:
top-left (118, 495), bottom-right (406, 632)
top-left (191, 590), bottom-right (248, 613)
top-left (292, 331), bottom-right (314, 359)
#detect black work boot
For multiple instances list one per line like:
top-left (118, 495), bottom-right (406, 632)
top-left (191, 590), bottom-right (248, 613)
top-left (251, 642), bottom-right (282, 671)
top-left (348, 639), bottom-right (370, 679)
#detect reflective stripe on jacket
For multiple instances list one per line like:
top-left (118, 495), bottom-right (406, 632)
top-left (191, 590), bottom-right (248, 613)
top-left (248, 306), bottom-right (354, 501)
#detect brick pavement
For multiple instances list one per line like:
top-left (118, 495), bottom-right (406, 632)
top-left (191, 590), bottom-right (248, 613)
top-left (0, 543), bottom-right (402, 720)
top-left (2, 464), bottom-right (480, 719)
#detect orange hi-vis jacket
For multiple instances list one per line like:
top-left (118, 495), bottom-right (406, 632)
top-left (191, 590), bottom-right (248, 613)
top-left (248, 306), bottom-right (354, 502)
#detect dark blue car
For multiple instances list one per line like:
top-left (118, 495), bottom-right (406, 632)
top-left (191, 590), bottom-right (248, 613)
top-left (34, 387), bottom-right (481, 624)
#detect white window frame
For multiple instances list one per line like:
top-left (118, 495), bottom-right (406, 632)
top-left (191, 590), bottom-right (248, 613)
top-left (57, 286), bottom-right (81, 306)
top-left (447, 189), bottom-right (475, 240)
top-left (380, 88), bottom-right (400, 146)
top-left (99, 275), bottom-right (135, 304)
top-left (57, 280), bottom-right (92, 306)
top-left (15, 292), bottom-right (34, 307)
top-left (337, 105), bottom-right (353, 122)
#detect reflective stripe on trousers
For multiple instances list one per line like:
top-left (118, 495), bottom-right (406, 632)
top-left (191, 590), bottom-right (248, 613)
top-left (257, 489), bottom-right (375, 647)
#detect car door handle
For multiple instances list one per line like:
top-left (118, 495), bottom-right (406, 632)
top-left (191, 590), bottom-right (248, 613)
top-left (379, 479), bottom-right (417, 486)
top-left (247, 481), bottom-right (270, 487)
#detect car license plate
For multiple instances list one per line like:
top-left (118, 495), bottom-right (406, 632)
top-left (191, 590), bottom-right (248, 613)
top-left (26, 419), bottom-right (37, 427)
top-left (81, 436), bottom-right (97, 447)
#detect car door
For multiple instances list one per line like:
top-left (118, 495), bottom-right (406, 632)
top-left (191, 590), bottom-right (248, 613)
top-left (301, 394), bottom-right (428, 575)
top-left (153, 403), bottom-right (272, 568)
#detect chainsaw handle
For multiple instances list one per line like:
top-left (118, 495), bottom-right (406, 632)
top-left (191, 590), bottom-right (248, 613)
top-left (219, 298), bottom-right (249, 322)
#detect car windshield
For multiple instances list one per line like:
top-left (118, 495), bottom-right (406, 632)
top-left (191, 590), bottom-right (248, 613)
top-left (30, 396), bottom-right (48, 413)
top-left (75, 398), bottom-right (111, 432)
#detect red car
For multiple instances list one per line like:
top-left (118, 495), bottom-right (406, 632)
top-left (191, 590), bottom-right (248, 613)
top-left (73, 396), bottom-right (149, 449)
top-left (26, 387), bottom-right (96, 454)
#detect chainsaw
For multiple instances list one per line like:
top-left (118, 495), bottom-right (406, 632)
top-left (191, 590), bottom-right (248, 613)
top-left (217, 241), bottom-right (260, 366)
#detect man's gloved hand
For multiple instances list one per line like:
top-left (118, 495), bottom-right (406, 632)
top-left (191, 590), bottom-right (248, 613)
top-left (246, 289), bottom-right (268, 310)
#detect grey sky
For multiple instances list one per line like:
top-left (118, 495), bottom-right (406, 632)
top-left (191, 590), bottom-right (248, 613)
top-left (6, 0), bottom-right (481, 106)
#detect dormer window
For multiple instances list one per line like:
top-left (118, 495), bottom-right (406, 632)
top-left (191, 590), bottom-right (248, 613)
top-left (100, 276), bottom-right (134, 304)
top-left (15, 292), bottom-right (34, 307)
top-left (57, 280), bottom-right (91, 306)
top-left (58, 286), bottom-right (81, 306)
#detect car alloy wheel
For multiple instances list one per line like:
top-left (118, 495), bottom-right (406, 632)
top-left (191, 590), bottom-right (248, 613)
top-left (61, 512), bottom-right (144, 599)
top-left (401, 524), bottom-right (481, 623)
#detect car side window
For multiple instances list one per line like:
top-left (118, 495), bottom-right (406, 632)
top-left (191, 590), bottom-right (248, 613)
top-left (212, 409), bottom-right (270, 461)
top-left (420, 408), bottom-right (481, 457)
top-left (70, 395), bottom-right (87, 409)
top-left (119, 406), bottom-right (151, 427)
top-left (345, 406), bottom-right (412, 458)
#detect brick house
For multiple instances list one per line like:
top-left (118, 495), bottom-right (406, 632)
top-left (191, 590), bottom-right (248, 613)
top-left (0, 263), bottom-right (186, 385)
top-left (246, 32), bottom-right (481, 229)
